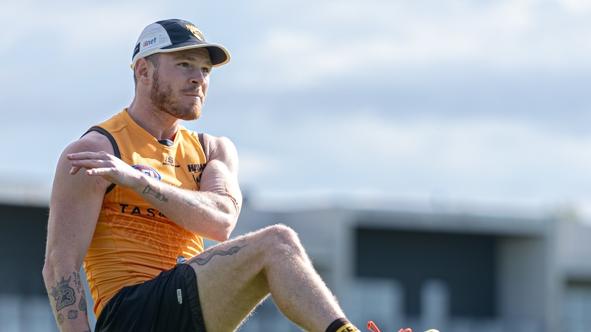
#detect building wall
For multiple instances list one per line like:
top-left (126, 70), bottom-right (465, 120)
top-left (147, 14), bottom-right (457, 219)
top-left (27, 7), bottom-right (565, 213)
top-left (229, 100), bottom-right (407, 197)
top-left (558, 221), bottom-right (591, 332)
top-left (355, 227), bottom-right (497, 318)
top-left (496, 236), bottom-right (550, 329)
top-left (0, 204), bottom-right (48, 296)
top-left (0, 203), bottom-right (57, 331)
top-left (236, 207), bottom-right (559, 332)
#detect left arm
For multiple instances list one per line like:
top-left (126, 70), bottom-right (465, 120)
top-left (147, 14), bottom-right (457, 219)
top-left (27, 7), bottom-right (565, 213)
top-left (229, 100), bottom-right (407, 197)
top-left (67, 136), bottom-right (242, 241)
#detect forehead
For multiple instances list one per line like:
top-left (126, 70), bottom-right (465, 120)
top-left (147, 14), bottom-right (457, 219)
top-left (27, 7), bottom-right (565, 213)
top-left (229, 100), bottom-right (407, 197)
top-left (166, 48), bottom-right (212, 64)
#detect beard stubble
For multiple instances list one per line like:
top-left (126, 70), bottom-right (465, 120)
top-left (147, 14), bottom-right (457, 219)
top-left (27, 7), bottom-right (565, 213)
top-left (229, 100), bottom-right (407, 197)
top-left (150, 69), bottom-right (201, 120)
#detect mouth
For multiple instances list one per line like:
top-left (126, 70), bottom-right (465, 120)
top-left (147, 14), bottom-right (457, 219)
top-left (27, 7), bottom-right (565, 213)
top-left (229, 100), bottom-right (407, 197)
top-left (183, 91), bottom-right (203, 100)
top-left (184, 93), bottom-right (202, 102)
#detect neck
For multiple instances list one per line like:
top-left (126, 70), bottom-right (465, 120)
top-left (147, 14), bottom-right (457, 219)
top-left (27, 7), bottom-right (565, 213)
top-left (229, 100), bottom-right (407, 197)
top-left (127, 98), bottom-right (180, 140)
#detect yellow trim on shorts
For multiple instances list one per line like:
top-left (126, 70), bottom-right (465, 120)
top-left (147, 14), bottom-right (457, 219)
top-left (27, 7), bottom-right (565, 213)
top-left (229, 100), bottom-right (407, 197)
top-left (336, 323), bottom-right (358, 332)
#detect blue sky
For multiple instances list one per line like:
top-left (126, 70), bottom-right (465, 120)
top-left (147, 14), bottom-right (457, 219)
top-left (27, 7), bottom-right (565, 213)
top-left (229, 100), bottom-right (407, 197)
top-left (2, 0), bottom-right (591, 218)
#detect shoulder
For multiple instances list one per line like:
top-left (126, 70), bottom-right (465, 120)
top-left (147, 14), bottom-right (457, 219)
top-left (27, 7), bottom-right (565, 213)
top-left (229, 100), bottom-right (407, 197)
top-left (52, 131), bottom-right (115, 194)
top-left (63, 130), bottom-right (115, 156)
top-left (201, 133), bottom-right (237, 157)
top-left (200, 133), bottom-right (238, 170)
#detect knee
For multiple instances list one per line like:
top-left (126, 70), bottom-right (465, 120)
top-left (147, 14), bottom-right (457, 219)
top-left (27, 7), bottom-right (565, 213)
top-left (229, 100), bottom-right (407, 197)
top-left (262, 224), bottom-right (303, 253)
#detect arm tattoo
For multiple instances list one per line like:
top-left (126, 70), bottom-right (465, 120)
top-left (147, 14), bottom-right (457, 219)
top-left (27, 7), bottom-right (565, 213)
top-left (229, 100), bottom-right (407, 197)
top-left (142, 185), bottom-right (168, 202)
top-left (49, 271), bottom-right (86, 325)
top-left (50, 275), bottom-right (76, 311)
top-left (193, 245), bottom-right (245, 266)
top-left (67, 309), bottom-right (78, 320)
top-left (183, 196), bottom-right (199, 208)
top-left (73, 271), bottom-right (82, 291)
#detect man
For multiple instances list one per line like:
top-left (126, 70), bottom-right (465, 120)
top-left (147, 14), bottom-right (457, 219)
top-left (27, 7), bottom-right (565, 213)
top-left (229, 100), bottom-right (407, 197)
top-left (42, 18), bottom-right (369, 332)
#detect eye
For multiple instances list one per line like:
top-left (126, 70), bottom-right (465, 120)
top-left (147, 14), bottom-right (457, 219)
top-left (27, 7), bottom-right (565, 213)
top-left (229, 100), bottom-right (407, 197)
top-left (202, 66), bottom-right (212, 74)
top-left (177, 62), bottom-right (192, 68)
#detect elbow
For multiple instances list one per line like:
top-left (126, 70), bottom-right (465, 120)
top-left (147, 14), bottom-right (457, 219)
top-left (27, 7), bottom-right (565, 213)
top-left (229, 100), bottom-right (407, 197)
top-left (42, 262), bottom-right (51, 284)
top-left (42, 250), bottom-right (79, 284)
top-left (210, 215), bottom-right (237, 242)
top-left (210, 232), bottom-right (230, 242)
top-left (42, 251), bottom-right (55, 280)
top-left (42, 258), bottom-right (57, 286)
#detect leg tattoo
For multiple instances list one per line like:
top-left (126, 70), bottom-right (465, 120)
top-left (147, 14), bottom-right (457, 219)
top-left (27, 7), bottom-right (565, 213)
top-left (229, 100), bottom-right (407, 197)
top-left (192, 245), bottom-right (245, 266)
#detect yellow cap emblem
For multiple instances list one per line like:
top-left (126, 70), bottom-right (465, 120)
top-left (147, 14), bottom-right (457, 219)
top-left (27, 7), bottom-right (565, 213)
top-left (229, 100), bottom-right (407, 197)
top-left (186, 24), bottom-right (204, 41)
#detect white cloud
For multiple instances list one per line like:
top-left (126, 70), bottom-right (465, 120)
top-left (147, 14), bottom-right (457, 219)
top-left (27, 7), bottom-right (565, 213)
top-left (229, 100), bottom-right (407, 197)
top-left (236, 0), bottom-right (591, 86)
top-left (0, 2), bottom-right (175, 57)
top-left (2, 0), bottom-right (589, 220)
top-left (558, 0), bottom-right (591, 14)
top-left (238, 150), bottom-right (282, 182)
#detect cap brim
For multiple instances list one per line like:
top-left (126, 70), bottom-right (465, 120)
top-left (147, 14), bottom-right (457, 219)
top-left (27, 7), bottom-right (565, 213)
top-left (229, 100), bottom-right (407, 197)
top-left (161, 42), bottom-right (230, 67)
top-left (131, 42), bottom-right (230, 69)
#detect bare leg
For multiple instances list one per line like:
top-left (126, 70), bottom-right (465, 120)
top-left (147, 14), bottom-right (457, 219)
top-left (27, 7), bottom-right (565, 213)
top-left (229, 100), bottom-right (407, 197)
top-left (188, 224), bottom-right (347, 332)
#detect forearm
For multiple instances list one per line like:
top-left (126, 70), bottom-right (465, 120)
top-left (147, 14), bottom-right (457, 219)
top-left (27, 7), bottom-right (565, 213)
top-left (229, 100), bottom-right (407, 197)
top-left (132, 175), bottom-right (237, 241)
top-left (43, 263), bottom-right (91, 332)
top-left (66, 142), bottom-right (241, 241)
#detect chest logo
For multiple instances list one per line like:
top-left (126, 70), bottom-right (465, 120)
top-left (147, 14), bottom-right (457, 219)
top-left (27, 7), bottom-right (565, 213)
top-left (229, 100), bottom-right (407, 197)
top-left (187, 163), bottom-right (206, 186)
top-left (132, 164), bottom-right (162, 180)
top-left (163, 155), bottom-right (180, 167)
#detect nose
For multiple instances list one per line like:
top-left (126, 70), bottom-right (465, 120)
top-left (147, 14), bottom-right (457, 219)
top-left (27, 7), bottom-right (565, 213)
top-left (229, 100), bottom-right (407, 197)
top-left (189, 70), bottom-right (206, 85)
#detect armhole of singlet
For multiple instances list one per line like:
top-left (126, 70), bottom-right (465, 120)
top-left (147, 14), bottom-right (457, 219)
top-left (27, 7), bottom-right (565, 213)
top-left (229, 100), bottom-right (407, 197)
top-left (81, 126), bottom-right (121, 194)
top-left (198, 133), bottom-right (209, 162)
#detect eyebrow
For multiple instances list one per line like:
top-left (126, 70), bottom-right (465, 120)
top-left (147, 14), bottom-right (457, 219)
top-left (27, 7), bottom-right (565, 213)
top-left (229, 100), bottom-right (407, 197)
top-left (172, 54), bottom-right (212, 64)
top-left (173, 54), bottom-right (196, 60)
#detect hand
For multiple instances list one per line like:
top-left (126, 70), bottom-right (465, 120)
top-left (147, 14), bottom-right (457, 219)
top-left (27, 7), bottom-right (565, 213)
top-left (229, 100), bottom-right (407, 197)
top-left (67, 151), bottom-right (144, 189)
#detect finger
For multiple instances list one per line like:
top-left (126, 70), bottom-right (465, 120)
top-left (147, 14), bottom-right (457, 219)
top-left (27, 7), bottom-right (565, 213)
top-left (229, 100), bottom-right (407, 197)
top-left (69, 166), bottom-right (82, 175)
top-left (70, 159), bottom-right (109, 169)
top-left (86, 168), bottom-right (115, 176)
top-left (67, 151), bottom-right (109, 160)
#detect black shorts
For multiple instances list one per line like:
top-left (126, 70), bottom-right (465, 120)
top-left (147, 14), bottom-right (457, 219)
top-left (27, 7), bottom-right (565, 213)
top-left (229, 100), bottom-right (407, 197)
top-left (95, 263), bottom-right (206, 332)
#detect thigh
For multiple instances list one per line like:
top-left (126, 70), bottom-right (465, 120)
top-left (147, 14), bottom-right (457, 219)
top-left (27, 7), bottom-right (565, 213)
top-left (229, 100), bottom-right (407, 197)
top-left (189, 227), bottom-right (272, 332)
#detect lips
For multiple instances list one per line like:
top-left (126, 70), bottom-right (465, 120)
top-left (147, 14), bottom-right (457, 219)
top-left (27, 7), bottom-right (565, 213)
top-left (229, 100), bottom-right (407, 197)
top-left (183, 90), bottom-right (202, 98)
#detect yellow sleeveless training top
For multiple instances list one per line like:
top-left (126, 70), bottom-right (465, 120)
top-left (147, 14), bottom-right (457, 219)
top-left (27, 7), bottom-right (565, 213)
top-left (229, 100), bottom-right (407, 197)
top-left (82, 109), bottom-right (207, 317)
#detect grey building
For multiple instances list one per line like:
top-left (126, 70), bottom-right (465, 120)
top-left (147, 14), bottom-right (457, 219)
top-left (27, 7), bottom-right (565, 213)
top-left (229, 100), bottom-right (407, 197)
top-left (234, 204), bottom-right (591, 332)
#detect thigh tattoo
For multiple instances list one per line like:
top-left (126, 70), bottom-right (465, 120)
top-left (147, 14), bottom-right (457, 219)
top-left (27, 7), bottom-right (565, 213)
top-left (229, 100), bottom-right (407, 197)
top-left (192, 245), bottom-right (246, 266)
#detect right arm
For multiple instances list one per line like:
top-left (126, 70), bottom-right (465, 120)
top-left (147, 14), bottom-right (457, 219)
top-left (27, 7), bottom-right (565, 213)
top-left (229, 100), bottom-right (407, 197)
top-left (42, 132), bottom-right (112, 331)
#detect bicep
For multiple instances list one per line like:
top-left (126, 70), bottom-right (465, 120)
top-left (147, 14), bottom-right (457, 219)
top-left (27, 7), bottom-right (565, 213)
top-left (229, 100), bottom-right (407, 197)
top-left (199, 137), bottom-right (242, 212)
top-left (45, 146), bottom-right (109, 267)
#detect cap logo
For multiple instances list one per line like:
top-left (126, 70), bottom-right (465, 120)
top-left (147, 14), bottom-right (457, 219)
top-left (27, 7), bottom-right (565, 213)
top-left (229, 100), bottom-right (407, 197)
top-left (185, 24), bottom-right (204, 41)
top-left (142, 37), bottom-right (157, 48)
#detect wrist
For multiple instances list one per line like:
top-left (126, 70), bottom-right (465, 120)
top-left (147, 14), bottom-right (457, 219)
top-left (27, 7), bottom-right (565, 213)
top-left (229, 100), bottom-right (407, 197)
top-left (132, 173), bottom-right (150, 193)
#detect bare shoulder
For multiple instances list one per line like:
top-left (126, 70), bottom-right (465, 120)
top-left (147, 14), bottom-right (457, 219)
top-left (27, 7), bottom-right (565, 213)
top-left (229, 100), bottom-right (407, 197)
top-left (63, 131), bottom-right (114, 156)
top-left (53, 131), bottom-right (114, 196)
top-left (200, 133), bottom-right (238, 170)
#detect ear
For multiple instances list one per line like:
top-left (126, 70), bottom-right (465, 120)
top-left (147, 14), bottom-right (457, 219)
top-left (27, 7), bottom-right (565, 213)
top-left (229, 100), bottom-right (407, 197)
top-left (134, 58), bottom-right (152, 84)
